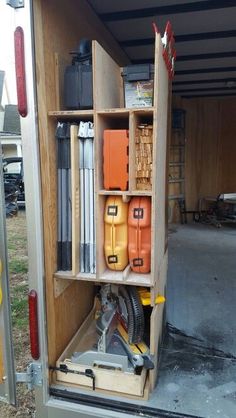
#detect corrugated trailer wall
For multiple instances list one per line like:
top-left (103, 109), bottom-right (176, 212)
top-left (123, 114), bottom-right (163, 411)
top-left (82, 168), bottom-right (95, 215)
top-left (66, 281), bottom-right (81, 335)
top-left (170, 97), bottom-right (236, 222)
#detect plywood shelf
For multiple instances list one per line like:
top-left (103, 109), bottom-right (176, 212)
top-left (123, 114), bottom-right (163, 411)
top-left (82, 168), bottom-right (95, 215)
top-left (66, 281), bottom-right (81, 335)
top-left (99, 268), bottom-right (152, 287)
top-left (131, 107), bottom-right (154, 116)
top-left (54, 270), bottom-right (75, 279)
top-left (55, 269), bottom-right (152, 287)
top-left (97, 107), bottom-right (154, 116)
top-left (98, 190), bottom-right (128, 196)
top-left (77, 273), bottom-right (96, 280)
top-left (48, 110), bottom-right (94, 118)
top-left (54, 271), bottom-right (96, 281)
top-left (98, 190), bottom-right (152, 196)
top-left (129, 190), bottom-right (152, 196)
top-left (97, 108), bottom-right (130, 116)
top-left (48, 108), bottom-right (154, 119)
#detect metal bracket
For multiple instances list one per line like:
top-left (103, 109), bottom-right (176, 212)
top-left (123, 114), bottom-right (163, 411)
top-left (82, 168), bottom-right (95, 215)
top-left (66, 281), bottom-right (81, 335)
top-left (6, 0), bottom-right (24, 8)
top-left (16, 362), bottom-right (42, 390)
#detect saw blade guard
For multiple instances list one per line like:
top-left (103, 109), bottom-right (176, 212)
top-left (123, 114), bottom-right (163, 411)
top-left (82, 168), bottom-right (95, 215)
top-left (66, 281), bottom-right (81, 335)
top-left (118, 285), bottom-right (145, 344)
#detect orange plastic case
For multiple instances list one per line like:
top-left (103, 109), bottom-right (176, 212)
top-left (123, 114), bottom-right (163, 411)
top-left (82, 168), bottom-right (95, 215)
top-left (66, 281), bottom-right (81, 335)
top-left (103, 130), bottom-right (129, 191)
top-left (128, 197), bottom-right (151, 273)
top-left (104, 196), bottom-right (128, 271)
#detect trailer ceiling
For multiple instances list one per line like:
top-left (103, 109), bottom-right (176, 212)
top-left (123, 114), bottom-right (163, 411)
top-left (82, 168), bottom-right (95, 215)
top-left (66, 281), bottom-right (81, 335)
top-left (88, 0), bottom-right (236, 98)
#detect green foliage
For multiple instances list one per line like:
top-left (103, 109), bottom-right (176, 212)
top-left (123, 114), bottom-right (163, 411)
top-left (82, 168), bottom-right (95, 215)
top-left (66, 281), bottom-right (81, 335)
top-left (11, 284), bottom-right (28, 329)
top-left (8, 259), bottom-right (28, 275)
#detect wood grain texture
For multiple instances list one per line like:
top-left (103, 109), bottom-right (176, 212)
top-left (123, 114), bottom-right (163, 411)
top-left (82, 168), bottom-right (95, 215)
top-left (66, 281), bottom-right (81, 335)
top-left (54, 277), bottom-right (74, 298)
top-left (149, 304), bottom-right (164, 390)
top-left (149, 34), bottom-right (169, 387)
top-left (34, 0), bottom-right (98, 364)
top-left (54, 53), bottom-right (69, 111)
top-left (171, 96), bottom-right (236, 217)
top-left (34, 0), bottom-right (169, 392)
top-left (152, 34), bottom-right (169, 284)
top-left (56, 305), bottom-right (147, 396)
top-left (93, 41), bottom-right (123, 110)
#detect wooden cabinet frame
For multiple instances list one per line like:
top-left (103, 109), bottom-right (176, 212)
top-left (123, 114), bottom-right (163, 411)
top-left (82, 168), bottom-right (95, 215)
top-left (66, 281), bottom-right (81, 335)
top-left (34, 2), bottom-right (170, 395)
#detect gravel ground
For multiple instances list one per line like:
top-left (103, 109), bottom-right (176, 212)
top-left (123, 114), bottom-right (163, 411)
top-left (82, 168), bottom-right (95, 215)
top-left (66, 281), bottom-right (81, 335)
top-left (0, 210), bottom-right (35, 417)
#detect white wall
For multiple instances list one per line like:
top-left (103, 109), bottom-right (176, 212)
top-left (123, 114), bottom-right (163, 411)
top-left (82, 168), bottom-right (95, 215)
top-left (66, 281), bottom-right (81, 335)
top-left (0, 3), bottom-right (17, 105)
top-left (0, 111), bottom-right (4, 131)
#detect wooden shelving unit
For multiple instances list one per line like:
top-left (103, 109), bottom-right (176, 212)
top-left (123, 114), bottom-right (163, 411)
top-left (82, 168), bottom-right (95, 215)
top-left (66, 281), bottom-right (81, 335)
top-left (42, 35), bottom-right (169, 397)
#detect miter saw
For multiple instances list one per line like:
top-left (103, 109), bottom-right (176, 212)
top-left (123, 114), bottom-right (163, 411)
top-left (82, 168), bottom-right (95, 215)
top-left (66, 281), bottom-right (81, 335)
top-left (71, 284), bottom-right (154, 373)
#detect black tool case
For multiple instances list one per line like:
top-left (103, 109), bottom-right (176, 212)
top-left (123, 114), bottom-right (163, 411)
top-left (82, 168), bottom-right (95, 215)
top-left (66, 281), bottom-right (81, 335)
top-left (64, 39), bottom-right (93, 110)
top-left (122, 64), bottom-right (154, 108)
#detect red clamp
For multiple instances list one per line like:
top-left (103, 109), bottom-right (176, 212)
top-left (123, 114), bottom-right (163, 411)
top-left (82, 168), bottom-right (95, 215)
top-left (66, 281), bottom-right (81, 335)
top-left (162, 21), bottom-right (176, 80)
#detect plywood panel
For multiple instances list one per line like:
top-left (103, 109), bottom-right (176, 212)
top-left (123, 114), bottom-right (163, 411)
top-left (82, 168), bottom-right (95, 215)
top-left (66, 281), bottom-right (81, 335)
top-left (36, 0), bottom-right (128, 109)
top-left (93, 41), bottom-right (123, 110)
top-left (184, 98), bottom-right (221, 212)
top-left (152, 34), bottom-right (169, 282)
top-left (33, 0), bottom-right (129, 365)
top-left (170, 96), bottom-right (236, 219)
top-left (219, 100), bottom-right (236, 192)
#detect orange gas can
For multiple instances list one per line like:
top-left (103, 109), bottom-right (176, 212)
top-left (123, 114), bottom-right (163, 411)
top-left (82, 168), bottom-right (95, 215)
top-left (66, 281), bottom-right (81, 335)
top-left (103, 130), bottom-right (129, 191)
top-left (104, 196), bottom-right (128, 270)
top-left (128, 197), bottom-right (151, 273)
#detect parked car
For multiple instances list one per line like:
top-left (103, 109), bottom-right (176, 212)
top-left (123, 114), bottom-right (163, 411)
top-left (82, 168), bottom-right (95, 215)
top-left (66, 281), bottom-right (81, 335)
top-left (4, 180), bottom-right (19, 217)
top-left (3, 157), bottom-right (25, 208)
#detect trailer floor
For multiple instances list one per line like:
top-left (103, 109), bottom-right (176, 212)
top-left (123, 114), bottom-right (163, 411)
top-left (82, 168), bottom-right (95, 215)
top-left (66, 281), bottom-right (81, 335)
top-left (51, 223), bottom-right (236, 418)
top-left (152, 222), bottom-right (236, 418)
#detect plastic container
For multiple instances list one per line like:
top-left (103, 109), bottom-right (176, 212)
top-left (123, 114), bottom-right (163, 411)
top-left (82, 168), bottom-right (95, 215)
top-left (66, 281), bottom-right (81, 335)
top-left (104, 196), bottom-right (128, 271)
top-left (103, 130), bottom-right (129, 191)
top-left (64, 40), bottom-right (93, 110)
top-left (128, 196), bottom-right (151, 273)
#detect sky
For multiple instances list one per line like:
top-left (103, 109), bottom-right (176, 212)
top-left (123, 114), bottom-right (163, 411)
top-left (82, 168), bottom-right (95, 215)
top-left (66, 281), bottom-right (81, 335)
top-left (0, 1), bottom-right (17, 104)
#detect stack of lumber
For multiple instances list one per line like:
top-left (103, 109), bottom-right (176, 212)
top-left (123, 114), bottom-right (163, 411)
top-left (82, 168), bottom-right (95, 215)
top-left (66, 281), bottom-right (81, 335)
top-left (135, 124), bottom-right (153, 190)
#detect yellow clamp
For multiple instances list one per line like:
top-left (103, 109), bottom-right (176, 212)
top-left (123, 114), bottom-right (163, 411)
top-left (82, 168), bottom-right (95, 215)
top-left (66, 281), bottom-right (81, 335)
top-left (138, 288), bottom-right (165, 306)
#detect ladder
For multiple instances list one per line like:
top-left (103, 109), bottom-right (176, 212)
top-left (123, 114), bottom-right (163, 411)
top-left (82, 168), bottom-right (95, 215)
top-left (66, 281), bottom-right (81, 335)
top-left (168, 109), bottom-right (186, 223)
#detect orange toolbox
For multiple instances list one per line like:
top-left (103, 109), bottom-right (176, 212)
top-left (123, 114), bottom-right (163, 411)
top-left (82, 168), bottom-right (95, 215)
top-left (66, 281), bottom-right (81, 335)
top-left (104, 196), bottom-right (128, 270)
top-left (103, 130), bottom-right (129, 191)
top-left (128, 197), bottom-right (151, 273)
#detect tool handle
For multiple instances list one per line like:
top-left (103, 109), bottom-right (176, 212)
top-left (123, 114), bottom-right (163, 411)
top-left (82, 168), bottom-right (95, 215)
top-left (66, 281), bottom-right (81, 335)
top-left (142, 355), bottom-right (154, 370)
top-left (138, 227), bottom-right (142, 255)
top-left (112, 225), bottom-right (116, 260)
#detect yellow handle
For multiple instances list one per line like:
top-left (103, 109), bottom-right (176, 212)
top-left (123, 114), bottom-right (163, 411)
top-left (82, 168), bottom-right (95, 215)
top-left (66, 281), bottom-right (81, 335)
top-left (155, 295), bottom-right (166, 305)
top-left (138, 288), bottom-right (166, 306)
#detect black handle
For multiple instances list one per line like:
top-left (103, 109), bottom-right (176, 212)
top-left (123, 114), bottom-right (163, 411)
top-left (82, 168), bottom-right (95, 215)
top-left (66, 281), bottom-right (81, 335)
top-left (142, 356), bottom-right (154, 370)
